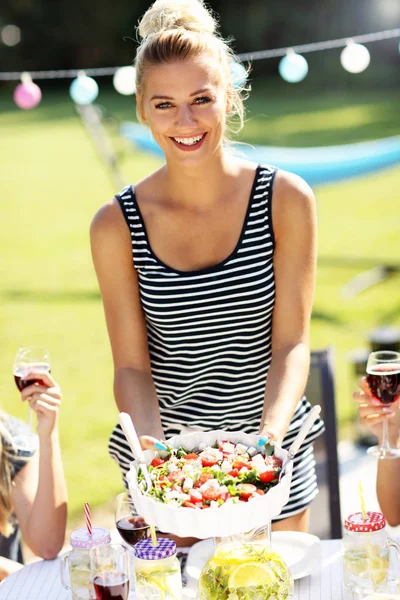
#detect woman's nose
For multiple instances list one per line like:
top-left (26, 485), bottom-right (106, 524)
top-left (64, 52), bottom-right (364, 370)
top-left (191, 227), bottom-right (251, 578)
top-left (176, 104), bottom-right (197, 127)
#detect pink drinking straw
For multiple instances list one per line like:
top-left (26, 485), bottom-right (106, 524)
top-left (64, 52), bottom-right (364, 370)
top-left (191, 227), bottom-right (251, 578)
top-left (84, 502), bottom-right (92, 535)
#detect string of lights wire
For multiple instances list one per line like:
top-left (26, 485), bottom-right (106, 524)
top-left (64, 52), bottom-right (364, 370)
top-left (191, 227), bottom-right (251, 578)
top-left (0, 27), bottom-right (399, 81)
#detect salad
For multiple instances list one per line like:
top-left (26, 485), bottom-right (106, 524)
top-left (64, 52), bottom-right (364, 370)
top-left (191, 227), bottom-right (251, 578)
top-left (136, 440), bottom-right (283, 509)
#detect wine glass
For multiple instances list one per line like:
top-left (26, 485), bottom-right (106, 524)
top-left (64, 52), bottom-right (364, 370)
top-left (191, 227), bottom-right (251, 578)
top-left (13, 347), bottom-right (51, 428)
top-left (115, 491), bottom-right (150, 548)
top-left (366, 350), bottom-right (400, 459)
top-left (92, 544), bottom-right (130, 600)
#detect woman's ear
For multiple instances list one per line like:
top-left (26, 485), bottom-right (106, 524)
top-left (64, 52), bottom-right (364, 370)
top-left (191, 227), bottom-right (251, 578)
top-left (136, 94), bottom-right (147, 123)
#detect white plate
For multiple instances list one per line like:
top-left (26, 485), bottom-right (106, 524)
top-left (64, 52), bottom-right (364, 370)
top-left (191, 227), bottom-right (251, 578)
top-left (184, 531), bottom-right (321, 584)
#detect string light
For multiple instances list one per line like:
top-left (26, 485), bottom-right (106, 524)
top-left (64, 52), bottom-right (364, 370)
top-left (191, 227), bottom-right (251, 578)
top-left (278, 50), bottom-right (308, 83)
top-left (13, 72), bottom-right (41, 109)
top-left (0, 27), bottom-right (399, 108)
top-left (340, 41), bottom-right (371, 73)
top-left (69, 72), bottom-right (99, 105)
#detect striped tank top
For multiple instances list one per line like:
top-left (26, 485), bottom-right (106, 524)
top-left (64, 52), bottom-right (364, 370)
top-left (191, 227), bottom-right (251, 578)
top-left (109, 164), bottom-right (324, 517)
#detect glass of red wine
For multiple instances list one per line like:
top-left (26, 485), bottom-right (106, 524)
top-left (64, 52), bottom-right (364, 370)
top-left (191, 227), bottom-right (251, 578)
top-left (13, 347), bottom-right (51, 428)
top-left (115, 491), bottom-right (150, 548)
top-left (366, 350), bottom-right (400, 459)
top-left (93, 545), bottom-right (130, 600)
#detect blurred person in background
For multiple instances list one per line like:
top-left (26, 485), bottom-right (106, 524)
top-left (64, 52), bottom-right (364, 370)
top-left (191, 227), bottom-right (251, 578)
top-left (91, 0), bottom-right (324, 533)
top-left (355, 377), bottom-right (400, 527)
top-left (0, 371), bottom-right (67, 580)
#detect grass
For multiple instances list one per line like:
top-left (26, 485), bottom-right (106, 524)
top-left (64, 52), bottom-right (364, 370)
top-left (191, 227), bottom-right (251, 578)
top-left (0, 80), bottom-right (400, 524)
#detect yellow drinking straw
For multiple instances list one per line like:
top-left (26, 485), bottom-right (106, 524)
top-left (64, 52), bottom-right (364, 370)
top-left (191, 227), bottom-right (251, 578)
top-left (358, 481), bottom-right (367, 519)
top-left (150, 524), bottom-right (158, 546)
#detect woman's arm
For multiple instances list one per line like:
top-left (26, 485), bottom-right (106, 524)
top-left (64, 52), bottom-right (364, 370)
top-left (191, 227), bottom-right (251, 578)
top-left (259, 171), bottom-right (317, 444)
top-left (90, 199), bottom-right (164, 439)
top-left (12, 372), bottom-right (67, 559)
top-left (355, 377), bottom-right (400, 526)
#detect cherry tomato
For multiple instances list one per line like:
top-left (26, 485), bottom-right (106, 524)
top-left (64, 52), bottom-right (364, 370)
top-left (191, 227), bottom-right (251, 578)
top-left (237, 483), bottom-right (257, 499)
top-left (259, 469), bottom-right (276, 483)
top-left (151, 457), bottom-right (165, 467)
top-left (189, 489), bottom-right (203, 503)
top-left (184, 453), bottom-right (199, 460)
top-left (167, 470), bottom-right (185, 483)
top-left (194, 472), bottom-right (213, 488)
top-left (202, 488), bottom-right (221, 501)
top-left (232, 458), bottom-right (251, 470)
top-left (183, 501), bottom-right (199, 509)
top-left (201, 454), bottom-right (219, 467)
top-left (227, 469), bottom-right (239, 478)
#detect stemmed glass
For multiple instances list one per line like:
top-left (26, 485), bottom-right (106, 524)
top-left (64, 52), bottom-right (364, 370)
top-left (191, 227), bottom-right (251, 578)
top-left (92, 545), bottom-right (130, 600)
top-left (13, 347), bottom-right (51, 428)
top-left (366, 350), bottom-right (400, 459)
top-left (115, 491), bottom-right (150, 548)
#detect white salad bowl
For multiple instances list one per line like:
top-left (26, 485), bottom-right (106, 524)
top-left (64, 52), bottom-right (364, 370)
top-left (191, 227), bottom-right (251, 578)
top-left (125, 430), bottom-right (293, 539)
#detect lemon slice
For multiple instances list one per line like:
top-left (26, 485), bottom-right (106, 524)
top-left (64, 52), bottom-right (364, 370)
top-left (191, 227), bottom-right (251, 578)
top-left (228, 562), bottom-right (275, 588)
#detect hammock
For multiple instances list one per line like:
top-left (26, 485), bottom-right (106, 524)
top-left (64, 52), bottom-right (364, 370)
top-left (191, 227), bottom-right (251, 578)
top-left (120, 121), bottom-right (400, 186)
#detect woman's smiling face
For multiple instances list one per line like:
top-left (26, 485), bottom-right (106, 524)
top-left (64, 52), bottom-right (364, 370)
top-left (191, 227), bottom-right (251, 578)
top-left (138, 54), bottom-right (229, 165)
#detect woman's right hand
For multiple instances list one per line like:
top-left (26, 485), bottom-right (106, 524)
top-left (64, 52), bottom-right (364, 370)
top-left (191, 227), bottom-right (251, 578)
top-left (354, 376), bottom-right (400, 444)
top-left (139, 435), bottom-right (168, 452)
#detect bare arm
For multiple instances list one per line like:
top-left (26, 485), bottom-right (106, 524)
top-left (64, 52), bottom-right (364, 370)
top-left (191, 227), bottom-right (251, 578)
top-left (12, 372), bottom-right (67, 559)
top-left (355, 378), bottom-right (400, 526)
top-left (259, 171), bottom-right (317, 444)
top-left (90, 199), bottom-right (164, 439)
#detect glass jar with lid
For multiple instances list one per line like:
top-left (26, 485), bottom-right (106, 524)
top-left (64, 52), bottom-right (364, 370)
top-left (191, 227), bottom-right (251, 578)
top-left (134, 537), bottom-right (183, 600)
top-left (61, 527), bottom-right (111, 600)
top-left (342, 511), bottom-right (400, 595)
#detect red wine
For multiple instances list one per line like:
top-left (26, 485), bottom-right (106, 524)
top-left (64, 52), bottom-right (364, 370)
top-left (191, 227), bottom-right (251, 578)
top-left (93, 572), bottom-right (129, 600)
top-left (367, 364), bottom-right (400, 404)
top-left (116, 516), bottom-right (150, 546)
top-left (14, 364), bottom-right (50, 391)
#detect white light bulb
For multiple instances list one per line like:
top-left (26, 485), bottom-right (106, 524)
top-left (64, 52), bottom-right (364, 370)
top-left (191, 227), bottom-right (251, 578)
top-left (113, 66), bottom-right (136, 96)
top-left (340, 43), bottom-right (370, 74)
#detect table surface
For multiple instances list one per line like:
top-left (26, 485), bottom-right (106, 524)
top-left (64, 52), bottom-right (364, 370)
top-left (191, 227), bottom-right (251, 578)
top-left (0, 539), bottom-right (394, 600)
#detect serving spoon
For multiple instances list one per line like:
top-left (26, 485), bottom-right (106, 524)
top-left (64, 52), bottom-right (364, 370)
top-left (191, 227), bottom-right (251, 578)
top-left (118, 412), bottom-right (153, 491)
top-left (279, 404), bottom-right (322, 482)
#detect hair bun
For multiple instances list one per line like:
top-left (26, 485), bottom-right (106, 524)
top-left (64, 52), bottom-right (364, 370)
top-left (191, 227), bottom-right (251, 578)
top-left (138, 0), bottom-right (217, 39)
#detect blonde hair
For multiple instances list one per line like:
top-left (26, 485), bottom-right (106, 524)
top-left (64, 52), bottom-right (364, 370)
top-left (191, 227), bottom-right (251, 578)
top-left (0, 414), bottom-right (16, 537)
top-left (135, 0), bottom-right (249, 140)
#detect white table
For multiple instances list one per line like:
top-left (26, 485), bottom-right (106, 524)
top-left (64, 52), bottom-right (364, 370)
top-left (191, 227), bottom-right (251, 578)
top-left (0, 540), bottom-right (393, 599)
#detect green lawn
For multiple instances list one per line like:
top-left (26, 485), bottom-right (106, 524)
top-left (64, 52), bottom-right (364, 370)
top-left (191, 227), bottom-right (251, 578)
top-left (1, 83), bottom-right (399, 523)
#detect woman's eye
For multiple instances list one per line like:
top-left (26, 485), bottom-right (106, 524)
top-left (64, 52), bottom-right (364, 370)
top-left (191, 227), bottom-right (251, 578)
top-left (155, 102), bottom-right (172, 110)
top-left (194, 96), bottom-right (212, 105)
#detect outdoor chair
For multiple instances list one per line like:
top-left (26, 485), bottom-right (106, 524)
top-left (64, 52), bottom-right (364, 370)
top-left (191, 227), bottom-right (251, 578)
top-left (306, 347), bottom-right (342, 539)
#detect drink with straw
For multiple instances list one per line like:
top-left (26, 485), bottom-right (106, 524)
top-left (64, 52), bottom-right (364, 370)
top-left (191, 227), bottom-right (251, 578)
top-left (342, 483), bottom-right (400, 595)
top-left (134, 532), bottom-right (183, 600)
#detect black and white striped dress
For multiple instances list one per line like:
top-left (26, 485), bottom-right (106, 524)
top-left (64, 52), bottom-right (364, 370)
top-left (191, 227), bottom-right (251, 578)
top-left (109, 164), bottom-right (325, 520)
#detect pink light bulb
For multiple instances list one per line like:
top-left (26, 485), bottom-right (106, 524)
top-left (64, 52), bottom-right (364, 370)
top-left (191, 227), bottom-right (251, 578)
top-left (14, 81), bottom-right (42, 109)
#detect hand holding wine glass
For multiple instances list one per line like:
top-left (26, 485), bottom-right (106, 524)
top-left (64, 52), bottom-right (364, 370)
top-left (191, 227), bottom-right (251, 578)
top-left (13, 347), bottom-right (51, 428)
top-left (355, 351), bottom-right (400, 459)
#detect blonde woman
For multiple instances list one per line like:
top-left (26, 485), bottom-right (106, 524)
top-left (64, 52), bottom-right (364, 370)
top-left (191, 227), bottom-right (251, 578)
top-left (91, 0), bottom-right (324, 532)
top-left (0, 371), bottom-right (67, 580)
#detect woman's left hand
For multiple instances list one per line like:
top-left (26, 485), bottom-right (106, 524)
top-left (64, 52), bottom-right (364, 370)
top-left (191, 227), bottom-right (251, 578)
top-left (20, 372), bottom-right (62, 438)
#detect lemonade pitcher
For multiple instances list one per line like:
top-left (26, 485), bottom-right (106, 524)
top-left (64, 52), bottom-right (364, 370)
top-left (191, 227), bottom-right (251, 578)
top-left (342, 511), bottom-right (400, 595)
top-left (198, 525), bottom-right (294, 600)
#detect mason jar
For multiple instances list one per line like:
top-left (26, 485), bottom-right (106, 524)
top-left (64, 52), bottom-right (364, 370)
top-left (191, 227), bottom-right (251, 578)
top-left (342, 511), bottom-right (400, 595)
top-left (134, 537), bottom-right (183, 600)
